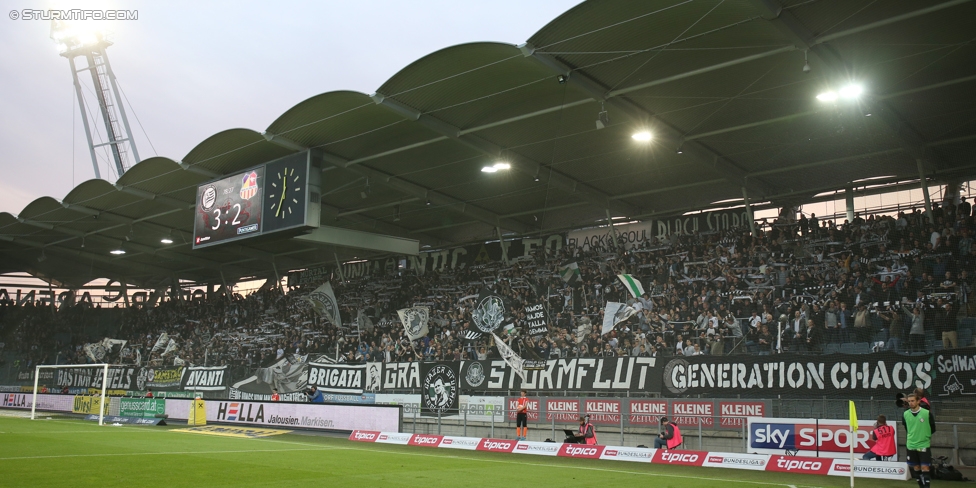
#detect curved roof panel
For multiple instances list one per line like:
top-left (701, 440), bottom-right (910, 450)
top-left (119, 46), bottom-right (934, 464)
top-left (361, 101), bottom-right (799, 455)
top-left (2, 0), bottom-right (975, 287)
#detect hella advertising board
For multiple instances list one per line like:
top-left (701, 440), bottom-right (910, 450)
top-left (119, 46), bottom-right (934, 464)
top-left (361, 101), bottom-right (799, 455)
top-left (747, 417), bottom-right (896, 458)
top-left (165, 399), bottom-right (400, 432)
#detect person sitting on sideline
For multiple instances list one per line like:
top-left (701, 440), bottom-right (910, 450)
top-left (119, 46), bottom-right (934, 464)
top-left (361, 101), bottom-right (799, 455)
top-left (862, 415), bottom-right (896, 461)
top-left (654, 417), bottom-right (682, 450)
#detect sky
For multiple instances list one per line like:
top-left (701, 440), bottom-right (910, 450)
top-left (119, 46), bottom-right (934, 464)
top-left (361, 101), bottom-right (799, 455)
top-left (0, 0), bottom-right (583, 216)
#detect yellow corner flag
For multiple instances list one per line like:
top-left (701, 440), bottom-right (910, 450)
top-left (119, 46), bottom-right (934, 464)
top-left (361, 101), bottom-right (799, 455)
top-left (848, 400), bottom-right (858, 430)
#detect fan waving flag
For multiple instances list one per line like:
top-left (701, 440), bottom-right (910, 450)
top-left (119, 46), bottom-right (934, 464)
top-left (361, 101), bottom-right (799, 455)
top-left (397, 307), bottom-right (430, 341)
top-left (617, 274), bottom-right (645, 298)
top-left (470, 289), bottom-right (506, 335)
top-left (559, 262), bottom-right (581, 283)
top-left (492, 332), bottom-right (526, 382)
top-left (602, 302), bottom-right (637, 335)
top-left (306, 282), bottom-right (342, 328)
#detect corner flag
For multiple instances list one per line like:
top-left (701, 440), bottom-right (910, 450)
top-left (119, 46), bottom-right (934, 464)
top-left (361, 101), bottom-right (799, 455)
top-left (848, 400), bottom-right (858, 430)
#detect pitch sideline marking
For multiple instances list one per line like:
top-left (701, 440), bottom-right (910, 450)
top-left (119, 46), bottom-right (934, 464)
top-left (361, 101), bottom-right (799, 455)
top-left (0, 446), bottom-right (338, 461)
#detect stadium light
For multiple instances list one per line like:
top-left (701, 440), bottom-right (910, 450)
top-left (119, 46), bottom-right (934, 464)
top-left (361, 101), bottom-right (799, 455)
top-left (110, 249), bottom-right (126, 255)
top-left (816, 91), bottom-right (837, 102)
top-left (160, 237), bottom-right (174, 244)
top-left (631, 131), bottom-right (652, 142)
top-left (481, 162), bottom-right (510, 173)
top-left (839, 84), bottom-right (863, 99)
top-left (50, 20), bottom-right (107, 54)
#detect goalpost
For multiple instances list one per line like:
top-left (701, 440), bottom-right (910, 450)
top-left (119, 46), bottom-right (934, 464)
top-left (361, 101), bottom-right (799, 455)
top-left (31, 363), bottom-right (111, 426)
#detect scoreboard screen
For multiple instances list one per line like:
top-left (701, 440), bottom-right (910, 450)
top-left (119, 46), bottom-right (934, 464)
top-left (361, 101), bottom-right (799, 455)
top-left (193, 167), bottom-right (265, 248)
top-left (192, 152), bottom-right (318, 249)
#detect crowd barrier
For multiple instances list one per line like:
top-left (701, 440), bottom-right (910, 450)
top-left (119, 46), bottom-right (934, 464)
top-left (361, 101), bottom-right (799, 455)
top-left (348, 430), bottom-right (909, 481)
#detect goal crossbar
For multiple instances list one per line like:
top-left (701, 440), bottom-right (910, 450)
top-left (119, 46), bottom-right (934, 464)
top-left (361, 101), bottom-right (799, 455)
top-left (32, 363), bottom-right (111, 426)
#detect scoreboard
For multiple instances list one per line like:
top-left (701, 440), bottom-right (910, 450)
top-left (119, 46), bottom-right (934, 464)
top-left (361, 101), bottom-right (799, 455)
top-left (192, 152), bottom-right (319, 249)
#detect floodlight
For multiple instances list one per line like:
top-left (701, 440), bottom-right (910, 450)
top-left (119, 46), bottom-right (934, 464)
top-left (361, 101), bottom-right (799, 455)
top-left (632, 131), bottom-right (652, 142)
top-left (839, 84), bottom-right (863, 98)
top-left (160, 237), bottom-right (174, 244)
top-left (110, 249), bottom-right (126, 255)
top-left (493, 162), bottom-right (510, 170)
top-left (481, 166), bottom-right (498, 173)
top-left (816, 91), bottom-right (837, 102)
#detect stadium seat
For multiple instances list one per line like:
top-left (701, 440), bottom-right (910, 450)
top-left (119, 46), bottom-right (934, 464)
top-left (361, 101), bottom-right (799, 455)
top-left (824, 343), bottom-right (841, 354)
top-left (959, 328), bottom-right (973, 347)
top-left (840, 343), bottom-right (856, 354)
top-left (853, 343), bottom-right (871, 354)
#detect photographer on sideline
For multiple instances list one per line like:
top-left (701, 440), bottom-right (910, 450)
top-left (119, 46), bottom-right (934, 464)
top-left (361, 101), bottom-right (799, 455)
top-left (654, 417), bottom-right (682, 450)
top-left (863, 415), bottom-right (896, 460)
top-left (305, 385), bottom-right (324, 404)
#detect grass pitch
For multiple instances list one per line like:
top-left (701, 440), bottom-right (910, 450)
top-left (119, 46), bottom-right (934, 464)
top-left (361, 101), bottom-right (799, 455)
top-left (0, 414), bottom-right (911, 488)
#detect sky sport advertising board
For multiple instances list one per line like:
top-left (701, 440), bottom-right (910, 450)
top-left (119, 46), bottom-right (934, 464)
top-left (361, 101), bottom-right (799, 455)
top-left (164, 399), bottom-right (400, 432)
top-left (747, 417), bottom-right (897, 459)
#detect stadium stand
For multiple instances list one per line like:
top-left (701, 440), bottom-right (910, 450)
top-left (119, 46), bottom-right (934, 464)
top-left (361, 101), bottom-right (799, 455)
top-left (2, 200), bottom-right (973, 372)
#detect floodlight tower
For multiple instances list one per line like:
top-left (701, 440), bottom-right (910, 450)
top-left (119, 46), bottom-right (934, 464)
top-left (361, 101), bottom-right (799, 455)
top-left (51, 20), bottom-right (140, 180)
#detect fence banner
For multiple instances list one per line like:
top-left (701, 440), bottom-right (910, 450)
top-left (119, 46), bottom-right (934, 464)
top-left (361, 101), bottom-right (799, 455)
top-left (181, 366), bottom-right (229, 392)
top-left (931, 346), bottom-right (976, 398)
top-left (143, 366), bottom-right (184, 390)
top-left (307, 363), bottom-right (365, 394)
top-left (460, 358), bottom-right (660, 392)
top-left (55, 366), bottom-right (141, 390)
top-left (661, 351), bottom-right (932, 398)
top-left (420, 362), bottom-right (459, 417)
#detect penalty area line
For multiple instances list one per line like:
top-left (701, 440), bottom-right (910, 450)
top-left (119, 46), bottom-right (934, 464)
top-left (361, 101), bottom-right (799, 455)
top-left (251, 437), bottom-right (820, 488)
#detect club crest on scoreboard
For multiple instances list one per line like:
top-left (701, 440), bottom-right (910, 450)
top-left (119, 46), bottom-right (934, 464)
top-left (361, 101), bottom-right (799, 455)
top-left (240, 171), bottom-right (259, 200)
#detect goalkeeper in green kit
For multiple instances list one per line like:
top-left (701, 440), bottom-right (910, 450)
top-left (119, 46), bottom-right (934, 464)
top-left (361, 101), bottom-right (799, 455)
top-left (903, 393), bottom-right (936, 488)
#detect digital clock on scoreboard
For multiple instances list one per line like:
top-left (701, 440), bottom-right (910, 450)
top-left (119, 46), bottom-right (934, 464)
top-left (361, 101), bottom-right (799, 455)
top-left (192, 152), bottom-right (318, 249)
top-left (192, 167), bottom-right (265, 248)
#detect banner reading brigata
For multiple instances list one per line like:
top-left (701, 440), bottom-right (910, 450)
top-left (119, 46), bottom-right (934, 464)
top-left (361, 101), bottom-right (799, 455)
top-left (662, 351), bottom-right (932, 397)
top-left (307, 363), bottom-right (366, 394)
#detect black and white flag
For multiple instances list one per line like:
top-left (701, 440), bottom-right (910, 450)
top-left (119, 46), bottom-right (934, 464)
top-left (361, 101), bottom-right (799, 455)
top-left (602, 302), bottom-right (637, 335)
top-left (492, 332), bottom-right (526, 382)
top-left (306, 282), bottom-right (342, 328)
top-left (397, 306), bottom-right (430, 341)
top-left (469, 289), bottom-right (506, 335)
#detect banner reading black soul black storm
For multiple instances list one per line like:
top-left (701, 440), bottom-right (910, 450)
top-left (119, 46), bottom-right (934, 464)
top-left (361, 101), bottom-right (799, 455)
top-left (931, 347), bottom-right (976, 399)
top-left (460, 358), bottom-right (660, 392)
top-left (661, 351), bottom-right (933, 398)
top-left (307, 363), bottom-right (366, 394)
top-left (420, 362), bottom-right (459, 417)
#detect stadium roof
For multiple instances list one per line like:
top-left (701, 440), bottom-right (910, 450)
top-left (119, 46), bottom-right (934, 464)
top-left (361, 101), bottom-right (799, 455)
top-left (2, 0), bottom-right (975, 289)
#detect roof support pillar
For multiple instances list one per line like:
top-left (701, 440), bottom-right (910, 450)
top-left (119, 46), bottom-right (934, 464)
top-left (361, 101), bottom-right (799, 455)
top-left (917, 159), bottom-right (935, 225)
top-left (741, 187), bottom-right (758, 237)
top-left (845, 186), bottom-right (855, 224)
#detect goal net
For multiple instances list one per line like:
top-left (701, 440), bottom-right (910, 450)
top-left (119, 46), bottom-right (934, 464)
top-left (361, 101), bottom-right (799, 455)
top-left (31, 363), bottom-right (111, 425)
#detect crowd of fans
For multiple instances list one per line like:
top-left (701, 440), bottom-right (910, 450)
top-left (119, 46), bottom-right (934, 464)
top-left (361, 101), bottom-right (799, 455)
top-left (1, 201), bottom-right (973, 373)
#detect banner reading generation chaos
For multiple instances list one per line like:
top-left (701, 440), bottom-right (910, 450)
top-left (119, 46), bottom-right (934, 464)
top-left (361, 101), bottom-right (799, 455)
top-left (661, 350), bottom-right (934, 397)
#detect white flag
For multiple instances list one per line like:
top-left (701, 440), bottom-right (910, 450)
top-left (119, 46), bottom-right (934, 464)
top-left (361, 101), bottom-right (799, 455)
top-left (151, 333), bottom-right (169, 354)
top-left (602, 302), bottom-right (637, 335)
top-left (162, 338), bottom-right (178, 356)
top-left (397, 307), bottom-right (430, 341)
top-left (306, 282), bottom-right (342, 328)
top-left (617, 274), bottom-right (645, 298)
top-left (491, 332), bottom-right (525, 382)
